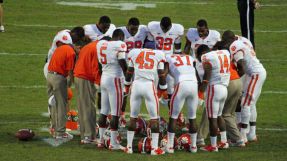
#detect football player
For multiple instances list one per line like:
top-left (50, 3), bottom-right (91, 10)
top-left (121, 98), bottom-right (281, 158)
top-left (83, 16), bottom-right (116, 115)
top-left (161, 54), bottom-right (200, 153)
top-left (182, 19), bottom-right (221, 133)
top-left (124, 42), bottom-right (167, 155)
top-left (196, 45), bottom-right (230, 152)
top-left (97, 29), bottom-right (127, 150)
top-left (222, 34), bottom-right (253, 128)
top-left (83, 16), bottom-right (116, 42)
top-left (222, 30), bottom-right (266, 143)
top-left (116, 17), bottom-right (148, 127)
top-left (147, 17), bottom-right (184, 99)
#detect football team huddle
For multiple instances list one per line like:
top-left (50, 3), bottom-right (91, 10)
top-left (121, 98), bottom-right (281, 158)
top-left (45, 16), bottom-right (266, 155)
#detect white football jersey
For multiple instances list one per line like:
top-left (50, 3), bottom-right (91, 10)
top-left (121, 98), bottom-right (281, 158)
top-left (97, 40), bottom-right (127, 78)
top-left (47, 30), bottom-right (72, 62)
top-left (166, 54), bottom-right (197, 84)
top-left (117, 25), bottom-right (148, 53)
top-left (84, 24), bottom-right (116, 42)
top-left (201, 50), bottom-right (231, 86)
top-left (229, 40), bottom-right (264, 75)
top-left (128, 49), bottom-right (166, 81)
top-left (236, 35), bottom-right (253, 48)
top-left (185, 28), bottom-right (221, 57)
top-left (147, 21), bottom-right (184, 55)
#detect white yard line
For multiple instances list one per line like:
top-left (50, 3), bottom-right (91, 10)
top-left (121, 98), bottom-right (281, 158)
top-left (0, 52), bottom-right (46, 56)
top-left (257, 128), bottom-right (287, 131)
top-left (0, 121), bottom-right (50, 124)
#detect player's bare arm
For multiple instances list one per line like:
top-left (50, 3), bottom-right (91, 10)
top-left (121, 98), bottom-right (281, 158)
top-left (194, 61), bottom-right (202, 90)
top-left (124, 66), bottom-right (134, 94)
top-left (236, 59), bottom-right (246, 77)
top-left (174, 43), bottom-right (182, 54)
top-left (183, 41), bottom-right (191, 55)
top-left (163, 62), bottom-right (169, 79)
top-left (98, 60), bottom-right (102, 76)
top-left (198, 63), bottom-right (212, 93)
top-left (118, 58), bottom-right (128, 77)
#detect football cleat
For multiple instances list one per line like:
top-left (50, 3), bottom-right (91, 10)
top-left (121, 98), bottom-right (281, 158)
top-left (189, 146), bottom-right (197, 153)
top-left (196, 138), bottom-right (205, 146)
top-left (97, 143), bottom-right (105, 148)
top-left (103, 129), bottom-right (122, 148)
top-left (217, 141), bottom-right (229, 148)
top-left (138, 137), bottom-right (152, 154)
top-left (182, 123), bottom-right (190, 131)
top-left (151, 148), bottom-right (165, 155)
top-left (244, 138), bottom-right (249, 144)
top-left (124, 146), bottom-right (133, 154)
top-left (56, 133), bottom-right (73, 140)
top-left (0, 26), bottom-right (4, 32)
top-left (247, 134), bottom-right (258, 142)
top-left (81, 137), bottom-right (97, 144)
top-left (161, 146), bottom-right (174, 153)
top-left (109, 144), bottom-right (125, 150)
top-left (229, 140), bottom-right (245, 147)
top-left (119, 117), bottom-right (126, 128)
top-left (200, 144), bottom-right (218, 152)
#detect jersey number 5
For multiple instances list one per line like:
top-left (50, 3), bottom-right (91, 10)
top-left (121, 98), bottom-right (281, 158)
top-left (218, 55), bottom-right (229, 73)
top-left (136, 52), bottom-right (155, 69)
top-left (100, 47), bottom-right (107, 64)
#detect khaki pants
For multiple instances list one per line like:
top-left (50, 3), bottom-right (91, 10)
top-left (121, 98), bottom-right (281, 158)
top-left (47, 72), bottom-right (68, 137)
top-left (75, 77), bottom-right (98, 140)
top-left (197, 79), bottom-right (242, 142)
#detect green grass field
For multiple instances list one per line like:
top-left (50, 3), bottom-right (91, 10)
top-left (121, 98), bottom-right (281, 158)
top-left (1, 0), bottom-right (287, 160)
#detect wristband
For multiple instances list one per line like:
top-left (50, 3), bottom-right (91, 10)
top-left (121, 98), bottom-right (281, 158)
top-left (198, 91), bottom-right (204, 100)
top-left (159, 84), bottom-right (168, 90)
top-left (203, 80), bottom-right (209, 83)
top-left (124, 80), bottom-right (132, 86)
top-left (175, 49), bottom-right (182, 53)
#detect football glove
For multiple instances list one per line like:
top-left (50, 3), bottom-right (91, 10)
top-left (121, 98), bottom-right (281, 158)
top-left (159, 97), bottom-right (169, 108)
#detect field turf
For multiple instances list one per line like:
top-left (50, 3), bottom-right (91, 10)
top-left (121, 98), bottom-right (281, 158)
top-left (0, 0), bottom-right (287, 160)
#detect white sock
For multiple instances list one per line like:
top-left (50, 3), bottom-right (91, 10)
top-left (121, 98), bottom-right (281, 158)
top-left (235, 112), bottom-right (241, 125)
top-left (249, 126), bottom-right (256, 136)
top-left (167, 132), bottom-right (175, 148)
top-left (110, 130), bottom-right (117, 145)
top-left (241, 128), bottom-right (248, 139)
top-left (152, 133), bottom-right (159, 149)
top-left (127, 131), bottom-right (135, 148)
top-left (99, 128), bottom-right (106, 143)
top-left (189, 133), bottom-right (197, 147)
top-left (220, 131), bottom-right (227, 143)
top-left (210, 136), bottom-right (217, 147)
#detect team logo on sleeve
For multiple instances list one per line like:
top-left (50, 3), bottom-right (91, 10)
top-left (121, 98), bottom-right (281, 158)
top-left (121, 44), bottom-right (126, 48)
top-left (202, 55), bottom-right (206, 61)
top-left (231, 46), bottom-right (236, 51)
top-left (62, 35), bottom-right (68, 41)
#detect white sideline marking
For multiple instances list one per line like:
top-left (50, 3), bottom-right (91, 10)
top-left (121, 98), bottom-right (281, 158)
top-left (262, 91), bottom-right (287, 94)
top-left (40, 127), bottom-right (81, 135)
top-left (0, 121), bottom-right (49, 125)
top-left (257, 128), bottom-right (287, 131)
top-left (81, 0), bottom-right (287, 6)
top-left (57, 2), bottom-right (156, 10)
top-left (42, 137), bottom-right (70, 147)
top-left (0, 52), bottom-right (46, 56)
top-left (41, 112), bottom-right (150, 118)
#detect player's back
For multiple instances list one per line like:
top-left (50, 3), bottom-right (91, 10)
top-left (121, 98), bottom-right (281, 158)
top-left (147, 21), bottom-right (184, 55)
top-left (48, 30), bottom-right (72, 62)
top-left (128, 48), bottom-right (166, 81)
top-left (97, 40), bottom-right (127, 78)
top-left (185, 28), bottom-right (221, 57)
top-left (236, 35), bottom-right (253, 48)
top-left (229, 40), bottom-right (264, 74)
top-left (84, 24), bottom-right (116, 42)
top-left (166, 54), bottom-right (197, 84)
top-left (201, 50), bottom-right (231, 86)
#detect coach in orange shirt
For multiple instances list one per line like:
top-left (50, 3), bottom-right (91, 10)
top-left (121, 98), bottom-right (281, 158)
top-left (74, 36), bottom-right (111, 144)
top-left (197, 42), bottom-right (243, 147)
top-left (47, 41), bottom-right (84, 140)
